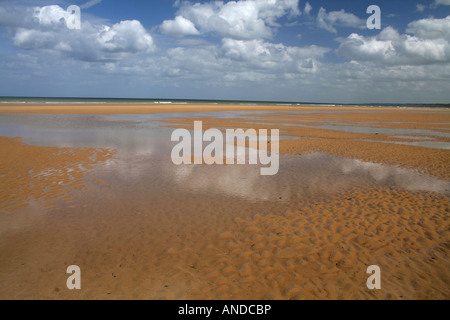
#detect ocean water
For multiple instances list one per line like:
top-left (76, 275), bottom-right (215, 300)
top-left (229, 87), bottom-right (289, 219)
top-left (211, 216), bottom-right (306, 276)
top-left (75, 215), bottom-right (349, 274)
top-left (0, 96), bottom-right (449, 109)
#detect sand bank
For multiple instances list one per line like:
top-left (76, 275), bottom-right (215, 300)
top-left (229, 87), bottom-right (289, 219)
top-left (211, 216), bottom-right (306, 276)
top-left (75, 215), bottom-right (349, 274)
top-left (193, 186), bottom-right (449, 299)
top-left (0, 103), bottom-right (448, 114)
top-left (0, 184), bottom-right (447, 299)
top-left (0, 137), bottom-right (115, 211)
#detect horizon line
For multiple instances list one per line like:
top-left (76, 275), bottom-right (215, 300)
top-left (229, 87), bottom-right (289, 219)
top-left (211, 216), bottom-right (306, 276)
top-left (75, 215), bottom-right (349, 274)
top-left (1, 96), bottom-right (449, 107)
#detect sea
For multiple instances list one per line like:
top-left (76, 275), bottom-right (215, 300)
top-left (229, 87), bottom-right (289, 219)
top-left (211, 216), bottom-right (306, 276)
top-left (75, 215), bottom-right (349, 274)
top-left (0, 96), bottom-right (449, 109)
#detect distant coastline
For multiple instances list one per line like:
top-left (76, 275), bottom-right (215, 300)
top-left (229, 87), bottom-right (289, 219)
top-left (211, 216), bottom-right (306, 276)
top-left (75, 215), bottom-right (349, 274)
top-left (0, 96), bottom-right (449, 109)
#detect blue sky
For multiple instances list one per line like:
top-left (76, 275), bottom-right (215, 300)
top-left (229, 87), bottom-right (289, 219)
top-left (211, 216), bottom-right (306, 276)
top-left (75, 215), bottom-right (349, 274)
top-left (0, 0), bottom-right (449, 103)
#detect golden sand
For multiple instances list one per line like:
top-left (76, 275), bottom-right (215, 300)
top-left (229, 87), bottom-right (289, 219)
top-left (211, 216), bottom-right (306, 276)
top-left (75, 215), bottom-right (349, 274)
top-left (0, 185), bottom-right (447, 299)
top-left (0, 137), bottom-right (115, 211)
top-left (280, 139), bottom-right (450, 180)
top-left (0, 103), bottom-right (332, 114)
top-left (0, 103), bottom-right (448, 115)
top-left (194, 186), bottom-right (449, 299)
top-left (0, 104), bottom-right (448, 300)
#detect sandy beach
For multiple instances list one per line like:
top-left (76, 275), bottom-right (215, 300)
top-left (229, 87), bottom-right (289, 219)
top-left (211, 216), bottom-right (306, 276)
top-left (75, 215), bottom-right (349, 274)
top-left (0, 104), bottom-right (448, 300)
top-left (0, 103), bottom-right (446, 114)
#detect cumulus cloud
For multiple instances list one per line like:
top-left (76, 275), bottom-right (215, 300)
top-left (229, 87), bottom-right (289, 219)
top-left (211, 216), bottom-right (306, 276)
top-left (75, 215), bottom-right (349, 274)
top-left (148, 37), bottom-right (330, 84)
top-left (33, 5), bottom-right (69, 26)
top-left (160, 15), bottom-right (200, 36)
top-left (336, 16), bottom-right (450, 66)
top-left (11, 5), bottom-right (155, 62)
top-left (317, 7), bottom-right (365, 34)
top-left (0, 4), bottom-right (36, 27)
top-left (221, 38), bottom-right (328, 68)
top-left (432, 0), bottom-right (450, 7)
top-left (169, 0), bottom-right (301, 39)
top-left (406, 16), bottom-right (450, 40)
top-left (96, 21), bottom-right (155, 53)
top-left (304, 2), bottom-right (312, 16)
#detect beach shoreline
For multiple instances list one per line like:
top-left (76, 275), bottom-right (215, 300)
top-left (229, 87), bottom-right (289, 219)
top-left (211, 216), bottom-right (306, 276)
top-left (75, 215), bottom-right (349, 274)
top-left (1, 103), bottom-right (449, 114)
top-left (0, 105), bottom-right (448, 300)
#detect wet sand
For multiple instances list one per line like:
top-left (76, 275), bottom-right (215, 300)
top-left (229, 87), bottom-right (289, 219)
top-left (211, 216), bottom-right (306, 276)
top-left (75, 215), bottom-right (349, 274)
top-left (0, 103), bottom-right (448, 114)
top-left (0, 103), bottom-right (349, 114)
top-left (0, 136), bottom-right (115, 211)
top-left (0, 104), bottom-right (449, 300)
top-left (159, 110), bottom-right (450, 179)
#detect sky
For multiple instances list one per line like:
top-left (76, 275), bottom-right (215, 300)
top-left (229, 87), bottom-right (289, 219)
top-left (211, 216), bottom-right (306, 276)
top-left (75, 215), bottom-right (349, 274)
top-left (0, 0), bottom-right (449, 103)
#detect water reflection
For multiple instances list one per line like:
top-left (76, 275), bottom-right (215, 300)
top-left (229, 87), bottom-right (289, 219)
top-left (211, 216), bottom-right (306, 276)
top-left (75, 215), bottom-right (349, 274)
top-left (157, 152), bottom-right (449, 202)
top-left (354, 139), bottom-right (450, 150)
top-left (0, 113), bottom-right (448, 206)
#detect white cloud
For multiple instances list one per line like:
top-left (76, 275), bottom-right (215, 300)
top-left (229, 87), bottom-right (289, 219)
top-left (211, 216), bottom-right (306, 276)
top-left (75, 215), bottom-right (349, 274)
top-left (317, 7), bottom-right (365, 34)
top-left (33, 5), bottom-right (71, 27)
top-left (220, 38), bottom-right (328, 73)
top-left (406, 16), bottom-right (450, 40)
top-left (0, 5), bottom-right (36, 27)
top-left (432, 0), bottom-right (450, 7)
top-left (304, 2), bottom-right (312, 16)
top-left (81, 0), bottom-right (103, 9)
top-left (143, 37), bottom-right (330, 84)
top-left (11, 5), bottom-right (155, 61)
top-left (419, 0), bottom-right (450, 10)
top-left (222, 38), bottom-right (328, 61)
top-left (97, 20), bottom-right (155, 53)
top-left (337, 17), bottom-right (450, 66)
top-left (112, 36), bottom-right (331, 90)
top-left (416, 4), bottom-right (426, 12)
top-left (160, 15), bottom-right (200, 36)
top-left (173, 0), bottom-right (301, 39)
